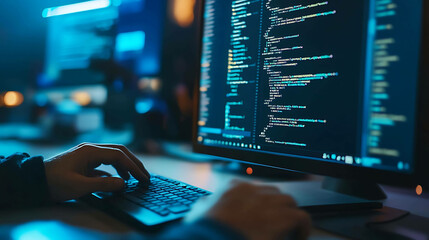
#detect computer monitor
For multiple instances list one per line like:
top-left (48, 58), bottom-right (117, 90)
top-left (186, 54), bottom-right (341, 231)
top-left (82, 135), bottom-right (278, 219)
top-left (41, 3), bottom-right (117, 88)
top-left (41, 0), bottom-right (166, 88)
top-left (193, 0), bottom-right (429, 194)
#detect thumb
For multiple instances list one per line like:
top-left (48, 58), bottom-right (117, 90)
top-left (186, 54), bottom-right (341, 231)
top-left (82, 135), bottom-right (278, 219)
top-left (81, 176), bottom-right (126, 193)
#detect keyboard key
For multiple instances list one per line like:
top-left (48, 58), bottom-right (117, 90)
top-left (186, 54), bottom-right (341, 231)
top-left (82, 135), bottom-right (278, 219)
top-left (124, 195), bottom-right (143, 204)
top-left (148, 206), bottom-right (163, 211)
top-left (153, 209), bottom-right (170, 216)
top-left (168, 205), bottom-right (191, 214)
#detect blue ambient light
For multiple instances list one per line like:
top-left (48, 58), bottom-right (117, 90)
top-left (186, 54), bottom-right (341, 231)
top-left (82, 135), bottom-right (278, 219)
top-left (42, 0), bottom-right (111, 18)
top-left (116, 31), bottom-right (146, 52)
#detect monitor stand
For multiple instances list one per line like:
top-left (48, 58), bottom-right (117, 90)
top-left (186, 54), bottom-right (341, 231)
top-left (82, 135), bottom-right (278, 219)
top-left (322, 177), bottom-right (387, 201)
top-left (275, 177), bottom-right (386, 213)
top-left (215, 163), bottom-right (388, 210)
top-left (307, 178), bottom-right (410, 231)
top-left (215, 163), bottom-right (408, 223)
top-left (215, 163), bottom-right (386, 210)
top-left (214, 163), bottom-right (408, 223)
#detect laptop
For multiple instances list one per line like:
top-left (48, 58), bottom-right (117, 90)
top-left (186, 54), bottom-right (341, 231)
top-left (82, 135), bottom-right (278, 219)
top-left (82, 174), bottom-right (211, 227)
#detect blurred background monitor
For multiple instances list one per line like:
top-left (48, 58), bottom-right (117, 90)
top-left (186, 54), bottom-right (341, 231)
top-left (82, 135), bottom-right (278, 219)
top-left (40, 0), bottom-right (165, 87)
top-left (0, 0), bottom-right (202, 148)
top-left (41, 2), bottom-right (116, 88)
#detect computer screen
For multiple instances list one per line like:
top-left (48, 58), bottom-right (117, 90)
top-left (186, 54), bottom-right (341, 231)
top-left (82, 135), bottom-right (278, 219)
top-left (40, 0), bottom-right (166, 88)
top-left (196, 0), bottom-right (423, 174)
top-left (41, 5), bottom-right (117, 88)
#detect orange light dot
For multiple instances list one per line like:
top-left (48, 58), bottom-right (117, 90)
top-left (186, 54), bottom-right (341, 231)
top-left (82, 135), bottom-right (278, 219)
top-left (416, 185), bottom-right (423, 196)
top-left (171, 0), bottom-right (196, 28)
top-left (4, 91), bottom-right (24, 107)
top-left (150, 78), bottom-right (161, 92)
top-left (246, 167), bottom-right (253, 175)
top-left (72, 91), bottom-right (91, 106)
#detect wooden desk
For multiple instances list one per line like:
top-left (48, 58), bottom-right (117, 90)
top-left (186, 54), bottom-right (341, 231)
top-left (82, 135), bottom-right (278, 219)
top-left (0, 141), bottom-right (427, 239)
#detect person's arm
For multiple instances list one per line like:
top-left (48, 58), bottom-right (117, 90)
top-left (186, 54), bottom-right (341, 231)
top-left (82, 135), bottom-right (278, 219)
top-left (0, 153), bottom-right (50, 207)
top-left (44, 143), bottom-right (150, 202)
top-left (2, 143), bottom-right (311, 239)
top-left (152, 181), bottom-right (311, 240)
top-left (0, 143), bottom-right (150, 207)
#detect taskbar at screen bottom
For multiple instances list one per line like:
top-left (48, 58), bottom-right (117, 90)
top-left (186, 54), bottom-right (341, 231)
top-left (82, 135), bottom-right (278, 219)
top-left (199, 139), bottom-right (412, 174)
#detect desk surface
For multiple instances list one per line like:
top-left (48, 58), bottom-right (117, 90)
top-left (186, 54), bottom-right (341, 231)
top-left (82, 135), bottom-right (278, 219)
top-left (0, 140), bottom-right (427, 240)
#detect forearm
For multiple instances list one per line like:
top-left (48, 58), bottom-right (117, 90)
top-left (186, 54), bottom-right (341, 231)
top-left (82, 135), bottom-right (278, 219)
top-left (0, 153), bottom-right (50, 208)
top-left (155, 218), bottom-right (246, 240)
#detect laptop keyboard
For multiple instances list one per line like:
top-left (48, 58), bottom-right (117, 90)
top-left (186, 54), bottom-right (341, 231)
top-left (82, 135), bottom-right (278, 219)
top-left (119, 175), bottom-right (211, 216)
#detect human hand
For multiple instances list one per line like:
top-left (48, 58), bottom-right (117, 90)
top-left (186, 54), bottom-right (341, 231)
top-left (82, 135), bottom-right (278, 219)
top-left (190, 181), bottom-right (311, 240)
top-left (44, 143), bottom-right (150, 202)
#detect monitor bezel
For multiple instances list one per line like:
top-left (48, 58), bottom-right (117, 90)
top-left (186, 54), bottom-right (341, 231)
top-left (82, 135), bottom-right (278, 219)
top-left (193, 0), bottom-right (429, 188)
